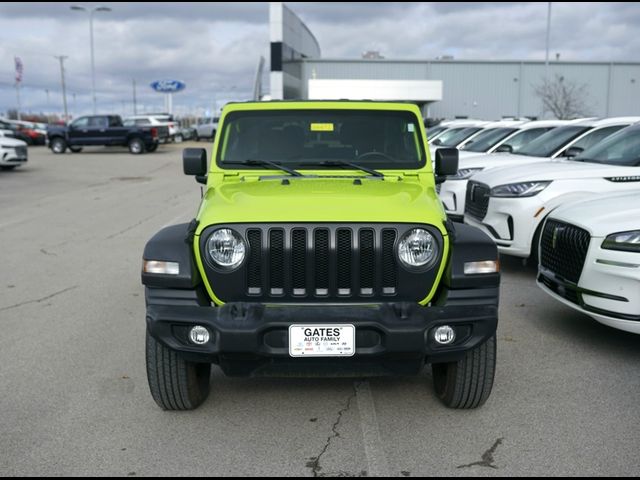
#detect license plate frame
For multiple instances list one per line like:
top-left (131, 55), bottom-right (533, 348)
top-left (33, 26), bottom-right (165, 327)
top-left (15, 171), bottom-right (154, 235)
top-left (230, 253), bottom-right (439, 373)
top-left (288, 324), bottom-right (355, 357)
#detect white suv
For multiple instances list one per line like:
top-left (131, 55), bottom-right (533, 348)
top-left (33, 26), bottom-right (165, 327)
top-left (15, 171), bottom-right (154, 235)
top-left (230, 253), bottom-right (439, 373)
top-left (464, 122), bottom-right (640, 258)
top-left (439, 120), bottom-right (571, 219)
top-left (125, 115), bottom-right (177, 142)
top-left (537, 191), bottom-right (640, 334)
top-left (0, 131), bottom-right (28, 170)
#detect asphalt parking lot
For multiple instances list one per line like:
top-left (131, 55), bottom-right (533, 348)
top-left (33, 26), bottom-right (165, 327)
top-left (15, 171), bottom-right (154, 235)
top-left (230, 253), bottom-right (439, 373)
top-left (1, 144), bottom-right (639, 477)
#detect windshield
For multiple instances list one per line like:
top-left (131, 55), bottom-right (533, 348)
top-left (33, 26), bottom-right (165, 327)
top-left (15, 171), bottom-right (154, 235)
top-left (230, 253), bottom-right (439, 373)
top-left (436, 127), bottom-right (482, 147)
top-left (463, 128), bottom-right (518, 152)
top-left (575, 127), bottom-right (640, 166)
top-left (516, 125), bottom-right (590, 157)
top-left (217, 109), bottom-right (426, 170)
top-left (427, 125), bottom-right (447, 138)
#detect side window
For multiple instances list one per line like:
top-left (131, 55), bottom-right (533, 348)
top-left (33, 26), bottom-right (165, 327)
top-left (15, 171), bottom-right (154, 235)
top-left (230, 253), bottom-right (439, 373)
top-left (135, 119), bottom-right (151, 126)
top-left (570, 126), bottom-right (625, 151)
top-left (71, 117), bottom-right (89, 128)
top-left (506, 128), bottom-right (551, 152)
top-left (88, 117), bottom-right (108, 128)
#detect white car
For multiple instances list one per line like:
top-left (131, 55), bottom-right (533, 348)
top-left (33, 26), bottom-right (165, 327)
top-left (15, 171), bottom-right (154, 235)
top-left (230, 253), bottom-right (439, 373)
top-left (464, 122), bottom-right (640, 259)
top-left (125, 115), bottom-right (177, 142)
top-left (442, 117), bottom-right (640, 221)
top-left (428, 120), bottom-right (491, 151)
top-left (0, 133), bottom-right (28, 170)
top-left (195, 117), bottom-right (220, 141)
top-left (537, 191), bottom-right (640, 334)
top-left (427, 119), bottom-right (486, 142)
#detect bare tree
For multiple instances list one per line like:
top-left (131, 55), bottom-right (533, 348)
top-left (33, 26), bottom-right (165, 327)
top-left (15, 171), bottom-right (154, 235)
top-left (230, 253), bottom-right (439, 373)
top-left (534, 74), bottom-right (590, 119)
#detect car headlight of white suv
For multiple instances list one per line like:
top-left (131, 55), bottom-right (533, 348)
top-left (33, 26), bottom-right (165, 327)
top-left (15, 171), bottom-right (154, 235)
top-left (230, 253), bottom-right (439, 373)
top-left (490, 181), bottom-right (552, 198)
top-left (601, 230), bottom-right (640, 252)
top-left (449, 167), bottom-right (484, 180)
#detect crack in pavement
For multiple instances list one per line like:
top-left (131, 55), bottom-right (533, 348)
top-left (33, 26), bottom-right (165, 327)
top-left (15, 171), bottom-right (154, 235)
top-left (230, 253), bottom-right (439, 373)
top-left (456, 438), bottom-right (503, 470)
top-left (0, 286), bottom-right (78, 312)
top-left (306, 389), bottom-right (357, 478)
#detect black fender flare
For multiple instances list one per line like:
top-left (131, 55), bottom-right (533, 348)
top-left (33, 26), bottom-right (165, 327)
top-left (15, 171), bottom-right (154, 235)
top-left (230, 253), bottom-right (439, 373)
top-left (141, 220), bottom-right (201, 289)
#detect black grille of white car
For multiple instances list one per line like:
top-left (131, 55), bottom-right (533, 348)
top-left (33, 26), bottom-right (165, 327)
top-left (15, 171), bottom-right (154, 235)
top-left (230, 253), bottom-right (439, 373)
top-left (464, 181), bottom-right (490, 220)
top-left (15, 146), bottom-right (27, 158)
top-left (540, 220), bottom-right (591, 284)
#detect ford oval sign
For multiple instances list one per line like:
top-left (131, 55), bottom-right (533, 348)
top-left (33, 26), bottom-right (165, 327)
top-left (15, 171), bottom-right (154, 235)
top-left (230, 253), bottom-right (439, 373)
top-left (150, 80), bottom-right (186, 93)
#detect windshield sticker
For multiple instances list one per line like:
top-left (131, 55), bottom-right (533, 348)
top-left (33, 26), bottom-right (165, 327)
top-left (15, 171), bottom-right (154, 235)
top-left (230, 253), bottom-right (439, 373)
top-left (407, 124), bottom-right (415, 132)
top-left (310, 123), bottom-right (334, 132)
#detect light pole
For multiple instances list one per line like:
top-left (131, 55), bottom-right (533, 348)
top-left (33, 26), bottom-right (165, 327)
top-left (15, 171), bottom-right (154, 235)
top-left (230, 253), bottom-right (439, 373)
top-left (544, 2), bottom-right (552, 81)
top-left (70, 5), bottom-right (112, 114)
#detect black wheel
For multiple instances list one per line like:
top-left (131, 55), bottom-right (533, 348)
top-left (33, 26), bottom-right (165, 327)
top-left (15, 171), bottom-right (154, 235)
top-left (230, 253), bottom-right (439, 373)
top-left (147, 143), bottom-right (158, 153)
top-left (128, 137), bottom-right (145, 154)
top-left (145, 330), bottom-right (211, 410)
top-left (432, 334), bottom-right (496, 409)
top-left (69, 146), bottom-right (83, 153)
top-left (1, 166), bottom-right (16, 170)
top-left (195, 136), bottom-right (200, 142)
top-left (50, 137), bottom-right (67, 154)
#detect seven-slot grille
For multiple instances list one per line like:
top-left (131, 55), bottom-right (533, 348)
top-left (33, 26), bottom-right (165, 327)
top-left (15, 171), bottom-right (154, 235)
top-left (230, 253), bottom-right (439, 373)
top-left (199, 223), bottom-right (443, 303)
top-left (245, 227), bottom-right (398, 299)
top-left (540, 219), bottom-right (591, 284)
top-left (464, 181), bottom-right (490, 220)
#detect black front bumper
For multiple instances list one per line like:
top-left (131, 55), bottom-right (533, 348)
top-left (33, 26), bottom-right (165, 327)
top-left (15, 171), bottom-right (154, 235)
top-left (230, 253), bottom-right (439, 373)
top-left (146, 287), bottom-right (498, 377)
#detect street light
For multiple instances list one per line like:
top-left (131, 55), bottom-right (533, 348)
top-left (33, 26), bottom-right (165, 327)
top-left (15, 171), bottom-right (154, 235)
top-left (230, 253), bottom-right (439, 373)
top-left (70, 5), bottom-right (112, 114)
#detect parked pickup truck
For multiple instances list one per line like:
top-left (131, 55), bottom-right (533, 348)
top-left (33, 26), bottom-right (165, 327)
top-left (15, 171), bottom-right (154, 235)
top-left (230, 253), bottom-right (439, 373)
top-left (47, 115), bottom-right (166, 154)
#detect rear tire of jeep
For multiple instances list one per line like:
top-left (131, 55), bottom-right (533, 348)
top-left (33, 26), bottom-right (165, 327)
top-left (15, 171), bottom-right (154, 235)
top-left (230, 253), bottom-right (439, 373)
top-left (128, 137), bottom-right (145, 154)
top-left (145, 330), bottom-right (211, 410)
top-left (431, 333), bottom-right (496, 409)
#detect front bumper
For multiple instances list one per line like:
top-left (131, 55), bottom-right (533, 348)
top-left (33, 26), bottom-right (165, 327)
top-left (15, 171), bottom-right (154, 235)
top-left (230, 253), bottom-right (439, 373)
top-left (0, 148), bottom-right (27, 166)
top-left (465, 196), bottom-right (544, 258)
top-left (537, 239), bottom-right (640, 334)
top-left (438, 179), bottom-right (468, 220)
top-left (146, 290), bottom-right (498, 376)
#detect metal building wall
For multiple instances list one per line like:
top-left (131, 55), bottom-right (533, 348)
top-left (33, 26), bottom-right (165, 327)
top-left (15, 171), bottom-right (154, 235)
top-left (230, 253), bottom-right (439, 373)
top-left (296, 59), bottom-right (640, 119)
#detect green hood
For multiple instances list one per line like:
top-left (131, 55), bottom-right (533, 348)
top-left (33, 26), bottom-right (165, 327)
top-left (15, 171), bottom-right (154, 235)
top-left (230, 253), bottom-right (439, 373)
top-left (195, 176), bottom-right (447, 234)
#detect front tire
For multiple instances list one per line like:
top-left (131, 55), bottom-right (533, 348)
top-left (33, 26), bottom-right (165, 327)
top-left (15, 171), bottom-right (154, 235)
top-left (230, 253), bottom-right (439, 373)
top-left (128, 137), bottom-right (145, 154)
top-left (69, 146), bottom-right (83, 153)
top-left (1, 166), bottom-right (16, 170)
top-left (145, 330), bottom-right (211, 410)
top-left (50, 137), bottom-right (67, 154)
top-left (432, 334), bottom-right (496, 409)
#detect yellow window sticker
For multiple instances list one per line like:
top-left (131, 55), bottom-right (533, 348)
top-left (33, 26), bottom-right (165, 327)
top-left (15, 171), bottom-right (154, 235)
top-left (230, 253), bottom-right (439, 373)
top-left (310, 123), bottom-right (334, 132)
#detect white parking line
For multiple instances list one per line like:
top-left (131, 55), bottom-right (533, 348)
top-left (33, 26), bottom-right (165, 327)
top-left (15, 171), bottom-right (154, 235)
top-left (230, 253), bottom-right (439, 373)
top-left (354, 380), bottom-right (391, 477)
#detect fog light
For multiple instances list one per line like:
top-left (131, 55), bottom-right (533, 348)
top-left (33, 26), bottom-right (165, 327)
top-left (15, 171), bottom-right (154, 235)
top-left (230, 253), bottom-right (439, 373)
top-left (434, 326), bottom-right (456, 345)
top-left (189, 326), bottom-right (210, 345)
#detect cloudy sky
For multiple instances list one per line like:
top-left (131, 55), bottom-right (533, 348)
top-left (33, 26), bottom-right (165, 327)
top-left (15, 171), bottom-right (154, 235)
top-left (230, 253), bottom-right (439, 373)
top-left (1, 2), bottom-right (639, 119)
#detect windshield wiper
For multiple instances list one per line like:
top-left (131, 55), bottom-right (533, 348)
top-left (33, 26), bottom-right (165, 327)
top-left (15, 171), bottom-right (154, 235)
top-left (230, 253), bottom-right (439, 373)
top-left (302, 160), bottom-right (384, 178)
top-left (224, 159), bottom-right (304, 177)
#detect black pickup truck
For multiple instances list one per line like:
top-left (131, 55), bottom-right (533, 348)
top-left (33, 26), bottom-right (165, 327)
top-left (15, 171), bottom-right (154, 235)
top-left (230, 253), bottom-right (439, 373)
top-left (47, 115), bottom-right (168, 154)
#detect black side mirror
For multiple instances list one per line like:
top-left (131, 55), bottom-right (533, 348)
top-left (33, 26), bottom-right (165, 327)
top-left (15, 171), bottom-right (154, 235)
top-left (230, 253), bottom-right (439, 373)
top-left (495, 144), bottom-right (513, 153)
top-left (564, 146), bottom-right (584, 158)
top-left (183, 148), bottom-right (207, 184)
top-left (435, 148), bottom-right (459, 184)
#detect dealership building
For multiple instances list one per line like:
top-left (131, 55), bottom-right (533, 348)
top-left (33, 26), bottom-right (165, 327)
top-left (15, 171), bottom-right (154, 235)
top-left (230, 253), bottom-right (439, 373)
top-left (269, 2), bottom-right (640, 120)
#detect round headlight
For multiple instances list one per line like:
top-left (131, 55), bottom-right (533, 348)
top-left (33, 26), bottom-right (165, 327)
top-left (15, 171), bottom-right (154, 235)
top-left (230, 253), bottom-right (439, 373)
top-left (207, 228), bottom-right (246, 269)
top-left (398, 228), bottom-right (438, 269)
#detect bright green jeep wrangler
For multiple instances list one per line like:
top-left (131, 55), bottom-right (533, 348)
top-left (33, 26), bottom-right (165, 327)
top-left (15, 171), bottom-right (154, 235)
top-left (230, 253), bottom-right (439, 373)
top-left (142, 101), bottom-right (499, 410)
